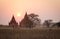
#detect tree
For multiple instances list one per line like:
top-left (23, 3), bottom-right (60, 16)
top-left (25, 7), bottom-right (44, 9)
top-left (52, 22), bottom-right (60, 27)
top-left (43, 20), bottom-right (53, 27)
top-left (28, 13), bottom-right (39, 18)
top-left (28, 13), bottom-right (41, 27)
top-left (55, 22), bottom-right (60, 27)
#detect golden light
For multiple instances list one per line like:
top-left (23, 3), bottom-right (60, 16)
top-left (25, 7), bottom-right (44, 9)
top-left (17, 13), bottom-right (21, 17)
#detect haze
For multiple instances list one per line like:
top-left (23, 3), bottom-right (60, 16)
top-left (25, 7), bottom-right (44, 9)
top-left (0, 0), bottom-right (60, 25)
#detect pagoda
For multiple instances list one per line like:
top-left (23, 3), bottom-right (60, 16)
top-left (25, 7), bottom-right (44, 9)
top-left (9, 15), bottom-right (18, 27)
top-left (19, 12), bottom-right (33, 28)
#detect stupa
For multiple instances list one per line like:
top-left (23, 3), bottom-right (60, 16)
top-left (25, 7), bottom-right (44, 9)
top-left (9, 15), bottom-right (18, 27)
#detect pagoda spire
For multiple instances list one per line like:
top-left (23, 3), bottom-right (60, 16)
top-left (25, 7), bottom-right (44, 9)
top-left (9, 15), bottom-right (18, 27)
top-left (10, 15), bottom-right (16, 23)
top-left (24, 12), bottom-right (29, 20)
top-left (19, 12), bottom-right (33, 28)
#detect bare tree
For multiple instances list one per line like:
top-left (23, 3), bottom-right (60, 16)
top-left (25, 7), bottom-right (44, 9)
top-left (28, 13), bottom-right (41, 27)
top-left (43, 20), bottom-right (53, 27)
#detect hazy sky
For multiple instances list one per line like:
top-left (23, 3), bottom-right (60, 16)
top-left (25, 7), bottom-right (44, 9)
top-left (0, 0), bottom-right (60, 25)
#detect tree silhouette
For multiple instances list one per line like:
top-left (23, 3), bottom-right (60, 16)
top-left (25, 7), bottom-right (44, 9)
top-left (43, 20), bottom-right (53, 27)
top-left (28, 13), bottom-right (41, 27)
top-left (52, 22), bottom-right (60, 27)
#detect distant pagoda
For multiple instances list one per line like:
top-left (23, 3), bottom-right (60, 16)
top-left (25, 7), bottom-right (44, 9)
top-left (19, 12), bottom-right (33, 28)
top-left (9, 15), bottom-right (18, 27)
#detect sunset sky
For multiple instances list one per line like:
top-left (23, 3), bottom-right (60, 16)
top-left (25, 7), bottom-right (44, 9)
top-left (0, 0), bottom-right (60, 25)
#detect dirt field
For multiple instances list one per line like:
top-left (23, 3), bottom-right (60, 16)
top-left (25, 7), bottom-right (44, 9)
top-left (0, 28), bottom-right (60, 39)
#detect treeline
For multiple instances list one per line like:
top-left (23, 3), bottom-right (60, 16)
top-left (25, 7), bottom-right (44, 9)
top-left (1, 12), bottom-right (60, 28)
top-left (19, 12), bottom-right (60, 28)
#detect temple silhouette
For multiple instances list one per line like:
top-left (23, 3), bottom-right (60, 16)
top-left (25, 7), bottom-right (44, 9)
top-left (9, 15), bottom-right (18, 27)
top-left (9, 12), bottom-right (33, 28)
top-left (8, 12), bottom-right (60, 28)
top-left (19, 12), bottom-right (33, 28)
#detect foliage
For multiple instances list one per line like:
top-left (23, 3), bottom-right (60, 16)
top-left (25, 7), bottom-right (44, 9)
top-left (43, 20), bottom-right (53, 27)
top-left (52, 22), bottom-right (60, 27)
top-left (28, 13), bottom-right (41, 26)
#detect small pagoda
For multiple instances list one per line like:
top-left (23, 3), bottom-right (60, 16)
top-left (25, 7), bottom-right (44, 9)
top-left (9, 15), bottom-right (18, 27)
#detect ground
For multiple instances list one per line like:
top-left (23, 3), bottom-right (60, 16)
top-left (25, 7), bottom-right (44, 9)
top-left (0, 26), bottom-right (60, 39)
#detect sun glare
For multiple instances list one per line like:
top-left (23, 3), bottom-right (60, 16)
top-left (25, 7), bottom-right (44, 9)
top-left (17, 13), bottom-right (21, 17)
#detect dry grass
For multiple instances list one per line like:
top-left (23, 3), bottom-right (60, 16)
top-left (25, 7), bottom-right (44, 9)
top-left (0, 28), bottom-right (60, 39)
